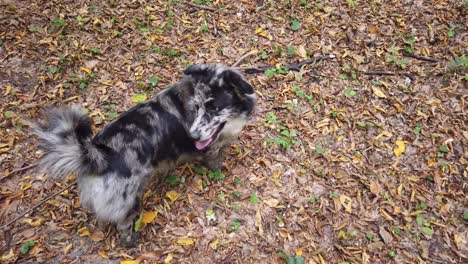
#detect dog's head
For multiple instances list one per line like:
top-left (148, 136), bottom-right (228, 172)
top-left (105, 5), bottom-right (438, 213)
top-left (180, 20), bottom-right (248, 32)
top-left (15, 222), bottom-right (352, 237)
top-left (183, 64), bottom-right (256, 150)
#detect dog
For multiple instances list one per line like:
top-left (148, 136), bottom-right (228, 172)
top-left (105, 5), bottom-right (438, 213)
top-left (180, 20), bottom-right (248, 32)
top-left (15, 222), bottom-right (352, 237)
top-left (33, 64), bottom-right (256, 246)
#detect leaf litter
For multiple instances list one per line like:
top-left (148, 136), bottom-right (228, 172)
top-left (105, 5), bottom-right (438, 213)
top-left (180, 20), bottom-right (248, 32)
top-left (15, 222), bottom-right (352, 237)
top-left (0, 0), bottom-right (467, 263)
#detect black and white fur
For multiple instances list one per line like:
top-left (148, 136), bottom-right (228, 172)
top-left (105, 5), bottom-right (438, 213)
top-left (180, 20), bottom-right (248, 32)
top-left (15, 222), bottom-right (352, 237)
top-left (33, 64), bottom-right (256, 246)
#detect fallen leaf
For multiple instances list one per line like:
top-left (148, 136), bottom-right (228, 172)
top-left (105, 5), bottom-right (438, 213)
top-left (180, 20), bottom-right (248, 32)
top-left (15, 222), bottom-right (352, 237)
top-left (166, 191), bottom-right (180, 203)
top-left (176, 237), bottom-right (195, 246)
top-left (81, 66), bottom-right (92, 74)
top-left (340, 194), bottom-right (352, 213)
top-left (379, 226), bottom-right (393, 244)
top-left (369, 180), bottom-right (381, 195)
top-left (78, 227), bottom-right (90, 237)
top-left (63, 243), bottom-right (73, 255)
top-left (4, 85), bottom-right (12, 96)
top-left (20, 241), bottom-right (35, 254)
top-left (297, 45), bottom-right (308, 59)
top-left (164, 253), bottom-right (173, 263)
top-left (120, 260), bottom-right (141, 264)
top-left (98, 249), bottom-right (109, 259)
top-left (142, 211), bottom-right (157, 224)
top-left (263, 198), bottom-right (279, 207)
top-left (394, 140), bottom-right (405, 157)
top-left (372, 87), bottom-right (387, 98)
top-left (0, 249), bottom-right (15, 261)
top-left (209, 239), bottom-right (219, 250)
top-left (23, 218), bottom-right (45, 227)
top-left (89, 230), bottom-right (105, 242)
top-left (131, 93), bottom-right (147, 103)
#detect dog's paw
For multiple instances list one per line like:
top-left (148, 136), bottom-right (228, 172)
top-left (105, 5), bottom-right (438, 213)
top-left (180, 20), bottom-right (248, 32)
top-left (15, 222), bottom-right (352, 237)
top-left (119, 231), bottom-right (140, 248)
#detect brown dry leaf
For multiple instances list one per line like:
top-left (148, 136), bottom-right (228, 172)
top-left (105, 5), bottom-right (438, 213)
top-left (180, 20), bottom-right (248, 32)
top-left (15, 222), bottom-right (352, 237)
top-left (369, 180), bottom-right (381, 195)
top-left (379, 226), bottom-right (393, 244)
top-left (297, 45), bottom-right (308, 59)
top-left (63, 243), bottom-right (73, 255)
top-left (98, 249), bottom-right (109, 259)
top-left (263, 198), bottom-right (279, 207)
top-left (89, 230), bottom-right (105, 242)
top-left (22, 218), bottom-right (45, 227)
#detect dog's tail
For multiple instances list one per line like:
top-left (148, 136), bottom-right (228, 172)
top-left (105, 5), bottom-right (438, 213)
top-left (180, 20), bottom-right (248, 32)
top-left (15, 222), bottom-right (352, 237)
top-left (33, 106), bottom-right (107, 179)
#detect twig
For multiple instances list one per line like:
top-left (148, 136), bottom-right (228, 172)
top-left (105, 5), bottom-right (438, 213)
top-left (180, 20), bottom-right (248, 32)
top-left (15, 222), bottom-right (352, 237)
top-left (0, 163), bottom-right (39, 182)
top-left (231, 50), bottom-right (258, 67)
top-left (184, 1), bottom-right (217, 12)
top-left (362, 70), bottom-right (416, 81)
top-left (401, 51), bottom-right (439, 63)
top-left (239, 55), bottom-right (336, 74)
top-left (0, 181), bottom-right (76, 230)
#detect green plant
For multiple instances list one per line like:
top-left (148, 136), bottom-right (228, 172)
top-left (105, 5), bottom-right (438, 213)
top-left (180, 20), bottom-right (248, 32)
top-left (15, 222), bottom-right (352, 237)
top-left (207, 170), bottom-right (225, 180)
top-left (291, 20), bottom-right (301, 31)
top-left (291, 85), bottom-right (313, 102)
top-left (250, 193), bottom-right (259, 204)
top-left (51, 18), bottom-right (66, 27)
top-left (265, 112), bottom-right (278, 125)
top-left (200, 23), bottom-right (209, 32)
top-left (437, 145), bottom-right (448, 158)
top-left (386, 47), bottom-right (408, 69)
top-left (405, 33), bottom-right (416, 54)
top-left (264, 66), bottom-right (288, 77)
top-left (230, 221), bottom-right (241, 232)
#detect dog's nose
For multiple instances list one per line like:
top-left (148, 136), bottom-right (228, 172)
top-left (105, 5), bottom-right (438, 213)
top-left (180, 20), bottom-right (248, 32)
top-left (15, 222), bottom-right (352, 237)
top-left (190, 131), bottom-right (200, 141)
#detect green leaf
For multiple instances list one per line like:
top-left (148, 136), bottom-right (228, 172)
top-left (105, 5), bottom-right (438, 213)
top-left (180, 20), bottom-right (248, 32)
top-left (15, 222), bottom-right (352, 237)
top-left (79, 82), bottom-right (87, 89)
top-left (134, 212), bottom-right (143, 232)
top-left (131, 93), bottom-right (147, 103)
top-left (260, 50), bottom-right (267, 59)
top-left (416, 214), bottom-right (424, 226)
top-left (107, 112), bottom-right (119, 120)
top-left (413, 125), bottom-right (421, 136)
top-left (234, 178), bottom-right (242, 185)
top-left (264, 68), bottom-right (277, 77)
top-left (166, 175), bottom-right (179, 185)
top-left (208, 170), bottom-right (225, 180)
top-left (250, 193), bottom-right (259, 204)
top-left (448, 28), bottom-right (455, 37)
top-left (230, 221), bottom-right (241, 232)
top-left (291, 20), bottom-right (301, 31)
top-left (315, 145), bottom-right (325, 154)
top-left (195, 167), bottom-right (206, 175)
top-left (421, 226), bottom-right (433, 236)
top-left (200, 24), bottom-right (209, 32)
top-left (463, 211), bottom-right (468, 220)
top-left (149, 76), bottom-right (159, 86)
top-left (344, 88), bottom-right (356, 97)
top-left (339, 73), bottom-right (348, 80)
top-left (49, 66), bottom-right (58, 74)
top-left (20, 241), bottom-right (35, 254)
top-left (388, 251), bottom-right (396, 257)
top-left (308, 196), bottom-right (317, 203)
top-left (3, 110), bottom-right (14, 118)
top-left (286, 255), bottom-right (305, 264)
top-left (439, 145), bottom-right (448, 153)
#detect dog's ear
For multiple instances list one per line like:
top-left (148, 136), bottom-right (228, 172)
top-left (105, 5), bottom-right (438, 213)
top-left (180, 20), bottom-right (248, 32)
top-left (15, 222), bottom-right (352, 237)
top-left (222, 70), bottom-right (254, 95)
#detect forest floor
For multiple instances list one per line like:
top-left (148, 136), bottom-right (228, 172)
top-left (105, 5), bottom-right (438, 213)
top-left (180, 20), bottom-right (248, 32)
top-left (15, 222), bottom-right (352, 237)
top-left (0, 0), bottom-right (467, 263)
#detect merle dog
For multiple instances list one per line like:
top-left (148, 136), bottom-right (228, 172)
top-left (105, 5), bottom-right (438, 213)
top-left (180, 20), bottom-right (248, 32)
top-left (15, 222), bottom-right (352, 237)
top-left (33, 64), bottom-right (256, 246)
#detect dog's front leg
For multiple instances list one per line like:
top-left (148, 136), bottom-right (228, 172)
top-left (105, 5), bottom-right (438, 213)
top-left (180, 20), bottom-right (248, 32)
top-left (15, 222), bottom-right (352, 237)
top-left (202, 146), bottom-right (225, 171)
top-left (117, 199), bottom-right (141, 247)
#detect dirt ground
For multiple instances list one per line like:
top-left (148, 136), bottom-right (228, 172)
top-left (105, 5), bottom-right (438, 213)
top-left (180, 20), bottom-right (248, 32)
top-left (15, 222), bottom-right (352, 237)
top-left (0, 0), bottom-right (467, 263)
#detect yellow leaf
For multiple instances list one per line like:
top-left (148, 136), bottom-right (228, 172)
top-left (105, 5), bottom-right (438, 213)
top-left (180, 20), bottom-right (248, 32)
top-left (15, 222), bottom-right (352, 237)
top-left (209, 239), bottom-right (219, 250)
top-left (78, 227), bottom-right (90, 237)
top-left (255, 27), bottom-right (268, 38)
top-left (372, 87), bottom-right (387, 98)
top-left (131, 93), bottom-right (148, 103)
top-left (63, 243), bottom-right (73, 255)
top-left (295, 248), bottom-right (303, 256)
top-left (81, 66), bottom-right (91, 74)
top-left (164, 253), bottom-right (173, 264)
top-left (166, 191), bottom-right (180, 203)
top-left (4, 85), bottom-right (12, 96)
top-left (196, 178), bottom-right (204, 192)
top-left (1, 249), bottom-right (15, 261)
top-left (142, 211), bottom-right (157, 224)
top-left (339, 194), bottom-right (352, 213)
top-left (394, 140), bottom-right (405, 157)
top-left (98, 249), bottom-right (109, 259)
top-left (176, 237), bottom-right (195, 246)
top-left (120, 260), bottom-right (141, 264)
top-left (427, 155), bottom-right (437, 167)
top-left (279, 229), bottom-right (289, 238)
top-left (23, 218), bottom-right (45, 227)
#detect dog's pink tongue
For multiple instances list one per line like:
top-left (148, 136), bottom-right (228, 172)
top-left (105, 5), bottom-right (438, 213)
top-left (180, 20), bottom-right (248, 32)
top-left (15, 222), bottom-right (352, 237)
top-left (195, 138), bottom-right (212, 150)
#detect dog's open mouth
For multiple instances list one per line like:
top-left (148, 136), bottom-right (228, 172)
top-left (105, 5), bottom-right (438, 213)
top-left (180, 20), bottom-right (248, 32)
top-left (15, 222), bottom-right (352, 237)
top-left (194, 122), bottom-right (226, 150)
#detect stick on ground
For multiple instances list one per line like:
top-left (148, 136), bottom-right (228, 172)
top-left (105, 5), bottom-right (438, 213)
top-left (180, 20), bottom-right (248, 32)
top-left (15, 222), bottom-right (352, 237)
top-left (239, 55), bottom-right (336, 74)
top-left (0, 163), bottom-right (38, 182)
top-left (0, 181), bottom-right (76, 230)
